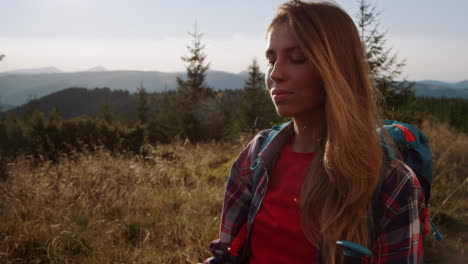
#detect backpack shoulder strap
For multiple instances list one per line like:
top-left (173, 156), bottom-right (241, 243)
top-left (250, 122), bottom-right (290, 194)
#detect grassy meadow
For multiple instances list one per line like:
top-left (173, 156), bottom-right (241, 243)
top-left (0, 121), bottom-right (466, 263)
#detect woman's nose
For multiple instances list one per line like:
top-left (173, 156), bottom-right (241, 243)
top-left (269, 61), bottom-right (285, 83)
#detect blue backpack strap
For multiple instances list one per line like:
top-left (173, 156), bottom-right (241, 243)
top-left (250, 122), bottom-right (290, 194)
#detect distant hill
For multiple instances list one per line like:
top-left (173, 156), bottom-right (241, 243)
top-left (5, 87), bottom-right (140, 121)
top-left (2, 86), bottom-right (240, 122)
top-left (0, 70), bottom-right (248, 106)
top-left (85, 66), bottom-right (108, 72)
top-left (0, 69), bottom-right (466, 107)
top-left (411, 82), bottom-right (468, 98)
top-left (0, 104), bottom-right (15, 111)
top-left (418, 80), bottom-right (468, 90)
top-left (0, 66), bottom-right (62, 75)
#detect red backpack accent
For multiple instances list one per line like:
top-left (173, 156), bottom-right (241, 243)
top-left (392, 124), bottom-right (416, 142)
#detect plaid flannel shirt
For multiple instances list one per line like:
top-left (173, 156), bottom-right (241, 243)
top-left (204, 123), bottom-right (427, 264)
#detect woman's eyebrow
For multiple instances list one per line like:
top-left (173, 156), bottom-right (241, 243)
top-left (265, 45), bottom-right (301, 58)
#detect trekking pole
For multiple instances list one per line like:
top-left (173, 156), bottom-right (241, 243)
top-left (336, 240), bottom-right (372, 264)
top-left (429, 219), bottom-right (443, 241)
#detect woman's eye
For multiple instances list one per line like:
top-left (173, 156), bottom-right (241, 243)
top-left (290, 57), bottom-right (306, 64)
top-left (267, 60), bottom-right (276, 67)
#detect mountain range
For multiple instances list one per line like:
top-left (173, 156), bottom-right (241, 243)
top-left (0, 66), bottom-right (108, 75)
top-left (418, 80), bottom-right (468, 90)
top-left (0, 68), bottom-right (466, 109)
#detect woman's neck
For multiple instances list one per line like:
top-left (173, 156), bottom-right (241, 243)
top-left (291, 111), bottom-right (325, 153)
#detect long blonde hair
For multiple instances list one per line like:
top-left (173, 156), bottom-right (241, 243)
top-left (268, 1), bottom-right (384, 263)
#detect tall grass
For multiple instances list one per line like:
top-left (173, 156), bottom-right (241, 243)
top-left (0, 139), bottom-right (245, 263)
top-left (0, 122), bottom-right (466, 263)
top-left (421, 121), bottom-right (468, 263)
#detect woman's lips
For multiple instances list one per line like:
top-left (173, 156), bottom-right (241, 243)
top-left (271, 89), bottom-right (294, 102)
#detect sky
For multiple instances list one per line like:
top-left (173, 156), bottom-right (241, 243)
top-left (1, 0), bottom-right (467, 82)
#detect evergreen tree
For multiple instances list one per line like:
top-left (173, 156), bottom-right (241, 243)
top-left (100, 103), bottom-right (114, 124)
top-left (1, 54), bottom-right (8, 112)
top-left (175, 24), bottom-right (213, 141)
top-left (240, 59), bottom-right (276, 130)
top-left (151, 91), bottom-right (178, 142)
top-left (357, 0), bottom-right (415, 113)
top-left (216, 90), bottom-right (242, 139)
top-left (136, 82), bottom-right (149, 124)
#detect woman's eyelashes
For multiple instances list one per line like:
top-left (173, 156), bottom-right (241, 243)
top-left (266, 55), bottom-right (306, 67)
top-left (290, 52), bottom-right (306, 64)
top-left (290, 57), bottom-right (306, 64)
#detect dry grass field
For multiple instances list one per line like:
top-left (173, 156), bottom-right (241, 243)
top-left (421, 121), bottom-right (468, 263)
top-left (0, 121), bottom-right (466, 263)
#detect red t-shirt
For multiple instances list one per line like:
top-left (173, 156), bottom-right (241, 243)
top-left (249, 143), bottom-right (317, 264)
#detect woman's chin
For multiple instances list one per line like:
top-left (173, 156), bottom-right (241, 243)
top-left (275, 108), bottom-right (294, 118)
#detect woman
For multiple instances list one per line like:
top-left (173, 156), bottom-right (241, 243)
top-left (203, 1), bottom-right (426, 263)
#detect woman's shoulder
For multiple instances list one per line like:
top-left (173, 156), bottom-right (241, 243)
top-left (248, 129), bottom-right (273, 154)
top-left (233, 129), bottom-right (273, 167)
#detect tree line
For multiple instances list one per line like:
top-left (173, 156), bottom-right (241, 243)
top-left (0, 76), bottom-right (465, 162)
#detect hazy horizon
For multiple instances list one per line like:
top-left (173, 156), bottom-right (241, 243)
top-left (1, 0), bottom-right (467, 82)
top-left (1, 66), bottom-right (467, 84)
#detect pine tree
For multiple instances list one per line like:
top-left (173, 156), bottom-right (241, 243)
top-left (150, 91), bottom-right (177, 142)
top-left (100, 103), bottom-right (114, 124)
top-left (45, 107), bottom-right (64, 159)
top-left (240, 59), bottom-right (276, 130)
top-left (0, 54), bottom-right (7, 112)
top-left (136, 82), bottom-right (149, 124)
top-left (357, 0), bottom-right (415, 113)
top-left (216, 90), bottom-right (242, 139)
top-left (175, 24), bottom-right (213, 141)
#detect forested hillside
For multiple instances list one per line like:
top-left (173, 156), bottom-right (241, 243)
top-left (5, 87), bottom-right (138, 121)
top-left (0, 70), bottom-right (249, 106)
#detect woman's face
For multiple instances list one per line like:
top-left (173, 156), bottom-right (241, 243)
top-left (265, 23), bottom-right (324, 119)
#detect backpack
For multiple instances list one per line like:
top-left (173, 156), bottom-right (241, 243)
top-left (379, 120), bottom-right (441, 241)
top-left (380, 120), bottom-right (432, 202)
top-left (244, 120), bottom-right (441, 259)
